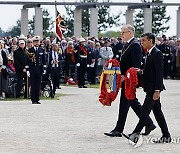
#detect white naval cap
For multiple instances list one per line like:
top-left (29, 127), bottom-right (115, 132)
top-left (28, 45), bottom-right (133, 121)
top-left (79, 37), bottom-right (85, 42)
top-left (32, 36), bottom-right (41, 41)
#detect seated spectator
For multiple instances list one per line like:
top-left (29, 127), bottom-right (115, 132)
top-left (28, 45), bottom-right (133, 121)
top-left (7, 57), bottom-right (16, 73)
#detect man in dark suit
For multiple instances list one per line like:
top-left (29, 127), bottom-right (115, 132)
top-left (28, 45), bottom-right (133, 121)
top-left (104, 24), bottom-right (156, 137)
top-left (48, 43), bottom-right (61, 96)
top-left (26, 36), bottom-right (46, 104)
top-left (130, 33), bottom-right (171, 143)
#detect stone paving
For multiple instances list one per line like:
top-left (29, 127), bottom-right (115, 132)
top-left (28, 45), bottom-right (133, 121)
top-left (0, 80), bottom-right (180, 154)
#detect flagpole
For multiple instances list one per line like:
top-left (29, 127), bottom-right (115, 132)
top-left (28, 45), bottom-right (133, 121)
top-left (55, 0), bottom-right (57, 18)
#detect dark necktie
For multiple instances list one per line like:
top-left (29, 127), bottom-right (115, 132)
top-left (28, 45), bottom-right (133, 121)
top-left (54, 51), bottom-right (57, 68)
top-left (145, 52), bottom-right (150, 66)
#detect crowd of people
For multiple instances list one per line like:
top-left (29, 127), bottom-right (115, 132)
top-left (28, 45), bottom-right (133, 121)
top-left (0, 32), bottom-right (180, 101)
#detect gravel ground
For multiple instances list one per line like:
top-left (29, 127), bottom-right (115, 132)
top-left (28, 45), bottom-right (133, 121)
top-left (0, 79), bottom-right (180, 154)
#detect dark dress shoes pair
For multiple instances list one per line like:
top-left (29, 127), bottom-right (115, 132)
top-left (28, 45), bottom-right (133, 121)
top-left (32, 101), bottom-right (41, 104)
top-left (104, 130), bottom-right (122, 137)
top-left (153, 136), bottom-right (171, 143)
top-left (78, 85), bottom-right (87, 88)
top-left (142, 124), bottom-right (156, 135)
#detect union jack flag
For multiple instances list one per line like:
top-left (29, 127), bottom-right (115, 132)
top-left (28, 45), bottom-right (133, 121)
top-left (55, 6), bottom-right (66, 40)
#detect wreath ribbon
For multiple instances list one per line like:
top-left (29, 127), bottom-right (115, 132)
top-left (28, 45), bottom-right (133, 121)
top-left (99, 59), bottom-right (121, 106)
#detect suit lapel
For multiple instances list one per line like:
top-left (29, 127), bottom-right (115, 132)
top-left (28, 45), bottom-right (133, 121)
top-left (145, 47), bottom-right (156, 69)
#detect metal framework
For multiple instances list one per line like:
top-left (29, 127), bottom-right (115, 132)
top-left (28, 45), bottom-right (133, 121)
top-left (0, 1), bottom-right (180, 7)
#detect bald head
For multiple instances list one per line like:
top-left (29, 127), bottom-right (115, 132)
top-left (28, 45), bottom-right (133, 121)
top-left (121, 24), bottom-right (135, 42)
top-left (121, 24), bottom-right (135, 33)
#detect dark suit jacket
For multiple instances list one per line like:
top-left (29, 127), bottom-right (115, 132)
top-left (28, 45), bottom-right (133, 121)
top-left (48, 50), bottom-right (62, 69)
top-left (120, 38), bottom-right (142, 75)
top-left (143, 47), bottom-right (164, 93)
top-left (1, 50), bottom-right (8, 79)
top-left (14, 47), bottom-right (27, 73)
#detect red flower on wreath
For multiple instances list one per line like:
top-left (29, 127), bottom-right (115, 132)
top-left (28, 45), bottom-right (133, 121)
top-left (125, 67), bottom-right (138, 100)
top-left (99, 59), bottom-right (121, 106)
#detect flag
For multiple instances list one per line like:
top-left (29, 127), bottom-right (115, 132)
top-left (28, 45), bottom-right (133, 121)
top-left (55, 5), bottom-right (66, 40)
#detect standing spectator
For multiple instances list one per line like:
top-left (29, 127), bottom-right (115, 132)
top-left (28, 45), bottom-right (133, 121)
top-left (115, 37), bottom-right (123, 61)
top-left (111, 38), bottom-right (118, 59)
top-left (169, 40), bottom-right (176, 79)
top-left (0, 41), bottom-right (8, 100)
top-left (87, 40), bottom-right (99, 84)
top-left (14, 40), bottom-right (28, 98)
top-left (49, 43), bottom-right (62, 96)
top-left (65, 41), bottom-right (76, 79)
top-left (60, 40), bottom-right (67, 59)
top-left (99, 39), bottom-right (113, 73)
top-left (26, 38), bottom-right (33, 49)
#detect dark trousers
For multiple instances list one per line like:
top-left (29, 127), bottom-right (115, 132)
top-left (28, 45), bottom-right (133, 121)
top-left (50, 67), bottom-right (60, 94)
top-left (88, 66), bottom-right (97, 84)
top-left (77, 60), bottom-right (87, 86)
top-left (164, 58), bottom-right (171, 78)
top-left (133, 92), bottom-right (170, 137)
top-left (114, 84), bottom-right (154, 132)
top-left (65, 64), bottom-right (75, 79)
top-left (16, 72), bottom-right (28, 98)
top-left (30, 72), bottom-right (42, 102)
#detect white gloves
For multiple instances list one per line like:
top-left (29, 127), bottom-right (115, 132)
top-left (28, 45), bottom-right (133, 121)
top-left (76, 63), bottom-right (80, 67)
top-left (27, 71), bottom-right (30, 77)
top-left (87, 64), bottom-right (90, 67)
top-left (43, 70), bottom-right (46, 75)
top-left (1, 65), bottom-right (6, 69)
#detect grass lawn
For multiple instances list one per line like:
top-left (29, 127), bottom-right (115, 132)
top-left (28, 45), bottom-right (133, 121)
top-left (61, 83), bottom-right (100, 89)
top-left (3, 93), bottom-right (67, 101)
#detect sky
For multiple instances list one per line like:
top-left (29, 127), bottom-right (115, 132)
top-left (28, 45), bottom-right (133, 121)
top-left (0, 0), bottom-right (179, 37)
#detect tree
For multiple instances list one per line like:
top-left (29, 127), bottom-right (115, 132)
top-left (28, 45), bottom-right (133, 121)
top-left (0, 27), bottom-right (5, 37)
top-left (6, 20), bottom-right (21, 37)
top-left (64, 0), bottom-right (121, 37)
top-left (134, 0), bottom-right (170, 37)
top-left (29, 9), bottom-right (54, 37)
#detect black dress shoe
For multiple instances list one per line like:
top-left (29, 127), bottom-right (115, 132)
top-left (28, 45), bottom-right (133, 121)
top-left (78, 86), bottom-right (83, 88)
top-left (129, 133), bottom-right (140, 143)
top-left (142, 124), bottom-right (156, 135)
top-left (104, 130), bottom-right (122, 137)
top-left (32, 101), bottom-right (41, 104)
top-left (83, 85), bottom-right (87, 88)
top-left (153, 136), bottom-right (171, 143)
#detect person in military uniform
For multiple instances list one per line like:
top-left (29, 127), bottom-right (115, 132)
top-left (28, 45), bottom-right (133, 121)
top-left (74, 38), bottom-right (88, 88)
top-left (25, 36), bottom-right (46, 104)
top-left (157, 39), bottom-right (171, 79)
